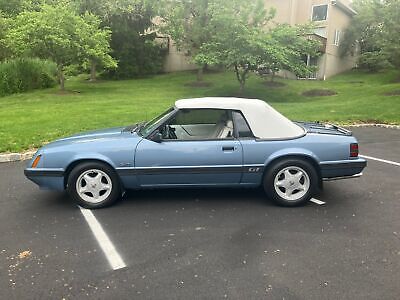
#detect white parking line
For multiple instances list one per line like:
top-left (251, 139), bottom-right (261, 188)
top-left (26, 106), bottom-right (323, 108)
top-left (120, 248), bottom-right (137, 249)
top-left (310, 198), bottom-right (326, 205)
top-left (360, 155), bottom-right (400, 167)
top-left (79, 207), bottom-right (126, 270)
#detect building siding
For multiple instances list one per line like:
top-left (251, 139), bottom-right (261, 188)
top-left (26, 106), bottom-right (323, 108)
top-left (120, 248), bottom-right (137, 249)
top-left (162, 0), bottom-right (357, 79)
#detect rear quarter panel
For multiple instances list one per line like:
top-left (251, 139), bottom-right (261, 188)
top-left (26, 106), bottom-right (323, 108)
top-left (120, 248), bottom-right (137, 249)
top-left (240, 133), bottom-right (358, 184)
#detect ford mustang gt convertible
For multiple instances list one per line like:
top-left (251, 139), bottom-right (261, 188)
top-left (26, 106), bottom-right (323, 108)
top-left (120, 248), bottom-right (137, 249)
top-left (25, 98), bottom-right (367, 209)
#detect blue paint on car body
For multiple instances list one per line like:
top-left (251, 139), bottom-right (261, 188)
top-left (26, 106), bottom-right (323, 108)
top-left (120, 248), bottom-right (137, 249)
top-left (24, 99), bottom-right (367, 195)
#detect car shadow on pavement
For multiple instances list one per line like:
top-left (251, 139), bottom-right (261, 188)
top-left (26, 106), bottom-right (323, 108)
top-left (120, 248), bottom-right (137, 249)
top-left (122, 187), bottom-right (277, 208)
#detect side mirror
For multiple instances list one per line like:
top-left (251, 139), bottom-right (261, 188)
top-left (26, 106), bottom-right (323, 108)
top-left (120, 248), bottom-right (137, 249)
top-left (150, 131), bottom-right (163, 143)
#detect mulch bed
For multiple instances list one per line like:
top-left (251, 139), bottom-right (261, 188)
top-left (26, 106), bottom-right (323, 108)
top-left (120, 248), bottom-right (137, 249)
top-left (262, 81), bottom-right (286, 88)
top-left (302, 89), bottom-right (338, 97)
top-left (391, 77), bottom-right (400, 83)
top-left (184, 81), bottom-right (213, 88)
top-left (383, 90), bottom-right (400, 96)
top-left (54, 90), bottom-right (81, 95)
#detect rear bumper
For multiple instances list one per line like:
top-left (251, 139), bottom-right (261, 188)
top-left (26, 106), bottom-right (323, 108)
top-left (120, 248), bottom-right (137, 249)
top-left (323, 172), bottom-right (363, 181)
top-left (320, 158), bottom-right (367, 180)
top-left (24, 168), bottom-right (65, 191)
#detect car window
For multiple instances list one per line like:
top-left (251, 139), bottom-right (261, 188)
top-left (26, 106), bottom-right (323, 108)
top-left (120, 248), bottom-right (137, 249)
top-left (160, 109), bottom-right (234, 140)
top-left (232, 111), bottom-right (253, 138)
top-left (139, 108), bottom-right (175, 136)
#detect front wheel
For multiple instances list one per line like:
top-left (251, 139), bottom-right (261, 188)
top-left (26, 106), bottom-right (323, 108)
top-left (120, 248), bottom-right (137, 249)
top-left (263, 159), bottom-right (318, 207)
top-left (67, 162), bottom-right (121, 209)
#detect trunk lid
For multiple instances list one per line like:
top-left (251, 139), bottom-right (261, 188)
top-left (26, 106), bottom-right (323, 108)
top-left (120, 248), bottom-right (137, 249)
top-left (295, 121), bottom-right (353, 136)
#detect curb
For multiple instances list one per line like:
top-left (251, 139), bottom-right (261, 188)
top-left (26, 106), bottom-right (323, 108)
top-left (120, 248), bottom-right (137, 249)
top-left (346, 124), bottom-right (400, 129)
top-left (0, 123), bottom-right (399, 164)
top-left (0, 151), bottom-right (36, 164)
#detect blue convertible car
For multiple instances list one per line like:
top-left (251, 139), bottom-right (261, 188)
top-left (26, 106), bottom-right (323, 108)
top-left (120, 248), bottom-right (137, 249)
top-left (25, 98), bottom-right (366, 208)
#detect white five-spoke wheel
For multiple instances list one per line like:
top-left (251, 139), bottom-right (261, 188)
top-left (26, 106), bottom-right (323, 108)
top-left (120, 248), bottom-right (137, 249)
top-left (76, 169), bottom-right (113, 204)
top-left (67, 162), bottom-right (121, 209)
top-left (264, 159), bottom-right (318, 207)
top-left (274, 166), bottom-right (310, 202)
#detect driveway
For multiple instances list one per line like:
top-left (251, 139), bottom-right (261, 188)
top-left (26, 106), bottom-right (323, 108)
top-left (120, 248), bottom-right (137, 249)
top-left (0, 127), bottom-right (399, 299)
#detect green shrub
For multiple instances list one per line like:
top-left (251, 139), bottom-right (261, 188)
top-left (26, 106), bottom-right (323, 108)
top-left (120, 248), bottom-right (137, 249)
top-left (102, 38), bottom-right (166, 80)
top-left (0, 58), bottom-right (57, 96)
top-left (358, 51), bottom-right (392, 72)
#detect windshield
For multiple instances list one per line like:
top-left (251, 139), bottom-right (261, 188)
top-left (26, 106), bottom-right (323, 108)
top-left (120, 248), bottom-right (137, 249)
top-left (139, 107), bottom-right (175, 137)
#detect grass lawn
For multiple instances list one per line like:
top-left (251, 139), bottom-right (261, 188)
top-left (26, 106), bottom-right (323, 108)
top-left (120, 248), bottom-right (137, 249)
top-left (0, 69), bottom-right (399, 153)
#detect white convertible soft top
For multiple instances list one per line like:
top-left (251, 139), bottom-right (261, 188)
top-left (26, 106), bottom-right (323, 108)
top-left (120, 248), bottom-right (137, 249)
top-left (175, 97), bottom-right (305, 139)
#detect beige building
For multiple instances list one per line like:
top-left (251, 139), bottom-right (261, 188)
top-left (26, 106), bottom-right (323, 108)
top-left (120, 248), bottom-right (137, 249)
top-left (161, 0), bottom-right (358, 79)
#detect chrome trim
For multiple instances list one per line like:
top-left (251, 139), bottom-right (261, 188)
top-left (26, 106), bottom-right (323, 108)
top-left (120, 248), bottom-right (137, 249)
top-left (323, 172), bottom-right (363, 181)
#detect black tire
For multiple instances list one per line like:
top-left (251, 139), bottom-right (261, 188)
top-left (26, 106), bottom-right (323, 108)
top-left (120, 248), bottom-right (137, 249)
top-left (67, 162), bottom-right (121, 209)
top-left (263, 158), bottom-right (318, 207)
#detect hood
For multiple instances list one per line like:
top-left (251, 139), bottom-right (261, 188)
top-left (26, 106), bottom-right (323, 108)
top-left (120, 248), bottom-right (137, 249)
top-left (40, 126), bottom-right (136, 151)
top-left (56, 127), bottom-right (125, 142)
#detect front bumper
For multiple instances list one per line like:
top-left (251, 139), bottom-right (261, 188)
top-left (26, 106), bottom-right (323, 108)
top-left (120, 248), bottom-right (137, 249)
top-left (320, 158), bottom-right (367, 181)
top-left (24, 168), bottom-right (65, 191)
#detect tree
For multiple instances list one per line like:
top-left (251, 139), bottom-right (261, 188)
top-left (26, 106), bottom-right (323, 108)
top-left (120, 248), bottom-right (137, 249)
top-left (79, 13), bottom-right (116, 81)
top-left (262, 24), bottom-right (321, 81)
top-left (193, 0), bottom-right (271, 92)
top-left (0, 13), bottom-right (10, 61)
top-left (160, 0), bottom-right (209, 81)
top-left (195, 1), bottom-right (320, 92)
top-left (0, 0), bottom-right (25, 16)
top-left (5, 4), bottom-right (115, 90)
top-left (380, 0), bottom-right (400, 70)
top-left (160, 0), bottom-right (216, 82)
top-left (341, 0), bottom-right (400, 72)
top-left (76, 0), bottom-right (164, 79)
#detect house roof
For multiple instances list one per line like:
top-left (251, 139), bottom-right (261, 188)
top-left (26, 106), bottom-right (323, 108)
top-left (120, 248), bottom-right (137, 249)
top-left (331, 0), bottom-right (357, 16)
top-left (175, 97), bottom-right (305, 139)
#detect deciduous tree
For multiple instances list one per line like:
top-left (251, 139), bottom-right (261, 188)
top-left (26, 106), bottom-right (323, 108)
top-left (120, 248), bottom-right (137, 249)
top-left (341, 0), bottom-right (400, 72)
top-left (78, 13), bottom-right (116, 81)
top-left (5, 4), bottom-right (115, 89)
top-left (160, 0), bottom-right (217, 82)
top-left (195, 1), bottom-right (320, 92)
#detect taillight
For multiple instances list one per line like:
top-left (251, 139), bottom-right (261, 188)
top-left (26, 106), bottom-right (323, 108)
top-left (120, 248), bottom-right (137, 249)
top-left (350, 143), bottom-right (359, 158)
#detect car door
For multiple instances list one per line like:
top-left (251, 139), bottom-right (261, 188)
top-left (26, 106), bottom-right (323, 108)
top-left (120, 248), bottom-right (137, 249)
top-left (135, 109), bottom-right (243, 187)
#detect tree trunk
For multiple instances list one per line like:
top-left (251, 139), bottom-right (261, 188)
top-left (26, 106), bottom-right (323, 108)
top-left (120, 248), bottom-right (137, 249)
top-left (271, 71), bottom-right (276, 82)
top-left (90, 61), bottom-right (97, 82)
top-left (197, 66), bottom-right (204, 82)
top-left (234, 65), bottom-right (246, 94)
top-left (239, 81), bottom-right (245, 94)
top-left (58, 65), bottom-right (65, 91)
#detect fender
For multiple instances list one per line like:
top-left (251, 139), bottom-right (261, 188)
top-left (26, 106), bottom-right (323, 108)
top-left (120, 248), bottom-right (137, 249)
top-left (264, 147), bottom-right (321, 167)
top-left (66, 153), bottom-right (117, 170)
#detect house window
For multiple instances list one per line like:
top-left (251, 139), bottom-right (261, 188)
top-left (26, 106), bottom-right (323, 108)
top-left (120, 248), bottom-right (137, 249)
top-left (299, 55), bottom-right (318, 80)
top-left (333, 30), bottom-right (341, 46)
top-left (312, 4), bottom-right (328, 21)
top-left (314, 27), bottom-right (327, 38)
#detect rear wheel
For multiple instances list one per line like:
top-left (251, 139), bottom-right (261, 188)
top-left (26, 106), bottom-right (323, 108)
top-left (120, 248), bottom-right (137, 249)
top-left (67, 162), bottom-right (121, 209)
top-left (263, 159), bottom-right (318, 207)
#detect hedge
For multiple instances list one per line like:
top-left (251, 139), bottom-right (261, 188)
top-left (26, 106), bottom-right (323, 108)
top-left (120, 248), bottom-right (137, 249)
top-left (0, 58), bottom-right (57, 97)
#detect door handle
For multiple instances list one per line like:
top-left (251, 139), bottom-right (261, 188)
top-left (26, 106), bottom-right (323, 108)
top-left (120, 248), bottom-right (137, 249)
top-left (222, 146), bottom-right (235, 152)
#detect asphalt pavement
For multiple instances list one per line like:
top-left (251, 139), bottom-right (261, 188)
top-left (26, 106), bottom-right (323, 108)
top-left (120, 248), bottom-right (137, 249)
top-left (0, 127), bottom-right (399, 300)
